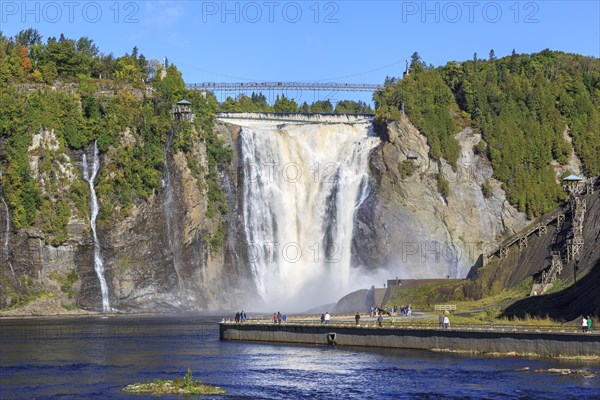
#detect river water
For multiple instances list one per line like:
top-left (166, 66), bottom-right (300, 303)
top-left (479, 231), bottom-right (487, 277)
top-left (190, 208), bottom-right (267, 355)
top-left (1, 315), bottom-right (598, 399)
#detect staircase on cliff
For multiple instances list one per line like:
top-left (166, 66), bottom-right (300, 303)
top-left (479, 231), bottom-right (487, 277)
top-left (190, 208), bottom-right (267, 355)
top-left (476, 176), bottom-right (598, 298)
top-left (529, 185), bottom-right (590, 295)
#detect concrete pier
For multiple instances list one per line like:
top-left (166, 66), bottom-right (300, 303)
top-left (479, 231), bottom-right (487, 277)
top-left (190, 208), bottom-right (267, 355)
top-left (220, 323), bottom-right (600, 358)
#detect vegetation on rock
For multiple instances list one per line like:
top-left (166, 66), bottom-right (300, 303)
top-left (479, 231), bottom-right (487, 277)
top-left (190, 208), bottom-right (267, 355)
top-left (122, 369), bottom-right (226, 396)
top-left (375, 50), bottom-right (599, 218)
top-left (0, 29), bottom-right (232, 251)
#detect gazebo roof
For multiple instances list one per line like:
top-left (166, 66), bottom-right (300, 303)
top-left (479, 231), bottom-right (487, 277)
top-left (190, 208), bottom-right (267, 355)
top-left (176, 99), bottom-right (192, 105)
top-left (563, 174), bottom-right (583, 181)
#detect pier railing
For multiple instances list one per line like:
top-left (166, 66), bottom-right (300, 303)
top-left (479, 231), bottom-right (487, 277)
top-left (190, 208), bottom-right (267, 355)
top-left (223, 319), bottom-right (594, 335)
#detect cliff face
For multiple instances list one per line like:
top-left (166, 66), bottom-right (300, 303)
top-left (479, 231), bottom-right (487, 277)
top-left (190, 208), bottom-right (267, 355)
top-left (500, 184), bottom-right (600, 320)
top-left (0, 123), bottom-right (252, 312)
top-left (353, 117), bottom-right (528, 278)
top-left (2, 115), bottom-right (587, 314)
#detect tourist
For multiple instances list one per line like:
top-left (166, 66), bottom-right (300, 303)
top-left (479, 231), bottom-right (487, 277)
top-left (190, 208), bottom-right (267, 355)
top-left (235, 312), bottom-right (240, 323)
top-left (325, 312), bottom-right (331, 324)
top-left (277, 312), bottom-right (282, 324)
top-left (443, 315), bottom-right (450, 329)
top-left (370, 306), bottom-right (374, 317)
top-left (377, 314), bottom-right (383, 327)
top-left (582, 316), bottom-right (588, 332)
top-left (240, 310), bottom-right (246, 322)
top-left (273, 313), bottom-right (278, 324)
top-left (587, 316), bottom-right (592, 333)
top-left (320, 314), bottom-right (325, 324)
top-left (439, 314), bottom-right (444, 329)
top-left (355, 312), bottom-right (360, 326)
top-left (282, 314), bottom-right (287, 323)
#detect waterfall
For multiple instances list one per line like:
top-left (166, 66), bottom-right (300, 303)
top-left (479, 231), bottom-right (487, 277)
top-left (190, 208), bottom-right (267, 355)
top-left (238, 118), bottom-right (379, 310)
top-left (162, 130), bottom-right (184, 301)
top-left (82, 141), bottom-right (111, 312)
top-left (1, 197), bottom-right (15, 277)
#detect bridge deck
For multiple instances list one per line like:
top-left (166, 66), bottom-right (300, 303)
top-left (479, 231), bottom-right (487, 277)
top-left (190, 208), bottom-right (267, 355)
top-left (186, 82), bottom-right (383, 92)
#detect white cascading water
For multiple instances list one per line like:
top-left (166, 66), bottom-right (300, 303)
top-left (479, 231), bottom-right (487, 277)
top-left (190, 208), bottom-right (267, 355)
top-left (237, 115), bottom-right (380, 310)
top-left (82, 141), bottom-right (111, 312)
top-left (2, 197), bottom-right (16, 276)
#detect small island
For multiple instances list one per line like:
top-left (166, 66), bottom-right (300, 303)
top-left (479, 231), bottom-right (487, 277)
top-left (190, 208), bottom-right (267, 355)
top-left (123, 369), bottom-right (226, 396)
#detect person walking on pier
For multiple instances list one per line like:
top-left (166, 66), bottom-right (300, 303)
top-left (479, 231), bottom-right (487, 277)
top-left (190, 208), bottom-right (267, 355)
top-left (443, 315), bottom-right (450, 329)
top-left (355, 312), bottom-right (360, 326)
top-left (582, 316), bottom-right (588, 332)
top-left (377, 314), bottom-right (383, 327)
top-left (321, 314), bottom-right (325, 324)
top-left (277, 312), bottom-right (283, 324)
top-left (325, 312), bottom-right (331, 324)
top-left (439, 314), bottom-right (444, 329)
top-left (587, 316), bottom-right (592, 333)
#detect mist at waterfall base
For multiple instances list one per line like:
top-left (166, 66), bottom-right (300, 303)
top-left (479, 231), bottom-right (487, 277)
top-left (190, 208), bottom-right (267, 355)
top-left (237, 116), bottom-right (388, 312)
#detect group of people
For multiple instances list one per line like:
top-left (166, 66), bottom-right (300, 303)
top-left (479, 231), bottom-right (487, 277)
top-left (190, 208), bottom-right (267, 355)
top-left (439, 314), bottom-right (450, 329)
top-left (581, 316), bottom-right (593, 332)
top-left (273, 312), bottom-right (287, 324)
top-left (320, 312), bottom-right (331, 324)
top-left (369, 305), bottom-right (412, 317)
top-left (395, 305), bottom-right (412, 316)
top-left (234, 310), bottom-right (247, 323)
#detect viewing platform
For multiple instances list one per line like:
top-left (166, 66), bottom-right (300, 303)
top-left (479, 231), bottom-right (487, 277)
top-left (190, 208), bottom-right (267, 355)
top-left (215, 112), bottom-right (375, 125)
top-left (220, 320), bottom-right (599, 358)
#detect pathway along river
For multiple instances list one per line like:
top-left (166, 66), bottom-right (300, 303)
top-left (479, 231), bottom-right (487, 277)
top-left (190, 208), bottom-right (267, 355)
top-left (1, 315), bottom-right (598, 399)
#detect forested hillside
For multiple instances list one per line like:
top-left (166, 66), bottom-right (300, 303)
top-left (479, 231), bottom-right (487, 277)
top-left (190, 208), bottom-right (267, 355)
top-left (0, 30), bottom-right (226, 247)
top-left (375, 50), bottom-right (600, 218)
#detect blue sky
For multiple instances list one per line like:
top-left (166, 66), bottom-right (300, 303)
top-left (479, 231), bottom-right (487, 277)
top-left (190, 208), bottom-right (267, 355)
top-left (2, 1), bottom-right (599, 104)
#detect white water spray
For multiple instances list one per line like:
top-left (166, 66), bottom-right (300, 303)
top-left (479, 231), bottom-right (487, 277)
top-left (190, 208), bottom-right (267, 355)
top-left (236, 115), bottom-right (379, 310)
top-left (82, 141), bottom-right (111, 312)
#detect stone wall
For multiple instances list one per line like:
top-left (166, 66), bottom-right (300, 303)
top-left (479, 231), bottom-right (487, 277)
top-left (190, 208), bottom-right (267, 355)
top-left (220, 323), bottom-right (600, 358)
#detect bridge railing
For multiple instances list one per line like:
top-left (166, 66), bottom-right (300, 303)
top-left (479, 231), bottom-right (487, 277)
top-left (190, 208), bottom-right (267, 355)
top-left (220, 319), bottom-right (589, 334)
top-left (186, 82), bottom-right (383, 91)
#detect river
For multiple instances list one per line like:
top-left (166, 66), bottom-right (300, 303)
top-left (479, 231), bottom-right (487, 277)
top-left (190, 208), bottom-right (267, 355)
top-left (1, 315), bottom-right (598, 399)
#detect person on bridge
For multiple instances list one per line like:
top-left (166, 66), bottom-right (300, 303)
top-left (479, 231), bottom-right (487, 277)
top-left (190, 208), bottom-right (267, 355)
top-left (321, 314), bottom-right (325, 324)
top-left (582, 316), bottom-right (588, 332)
top-left (443, 316), bottom-right (450, 329)
top-left (355, 312), bottom-right (360, 326)
top-left (587, 316), bottom-right (592, 332)
top-left (377, 314), bottom-right (384, 327)
top-left (324, 312), bottom-right (331, 324)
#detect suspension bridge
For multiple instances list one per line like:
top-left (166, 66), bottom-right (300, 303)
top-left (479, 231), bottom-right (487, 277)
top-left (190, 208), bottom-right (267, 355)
top-left (185, 82), bottom-right (383, 92)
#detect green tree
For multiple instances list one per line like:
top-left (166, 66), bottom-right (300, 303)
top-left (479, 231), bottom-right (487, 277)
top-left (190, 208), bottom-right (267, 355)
top-left (273, 94), bottom-right (298, 113)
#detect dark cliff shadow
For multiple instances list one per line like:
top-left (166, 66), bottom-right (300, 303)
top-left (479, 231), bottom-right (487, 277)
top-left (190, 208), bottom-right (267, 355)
top-left (502, 259), bottom-right (600, 321)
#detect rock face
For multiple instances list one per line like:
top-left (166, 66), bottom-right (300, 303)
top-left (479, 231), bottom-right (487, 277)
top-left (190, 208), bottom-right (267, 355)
top-left (352, 117), bottom-right (528, 279)
top-left (1, 123), bottom-right (252, 312)
top-left (0, 115), bottom-right (552, 313)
